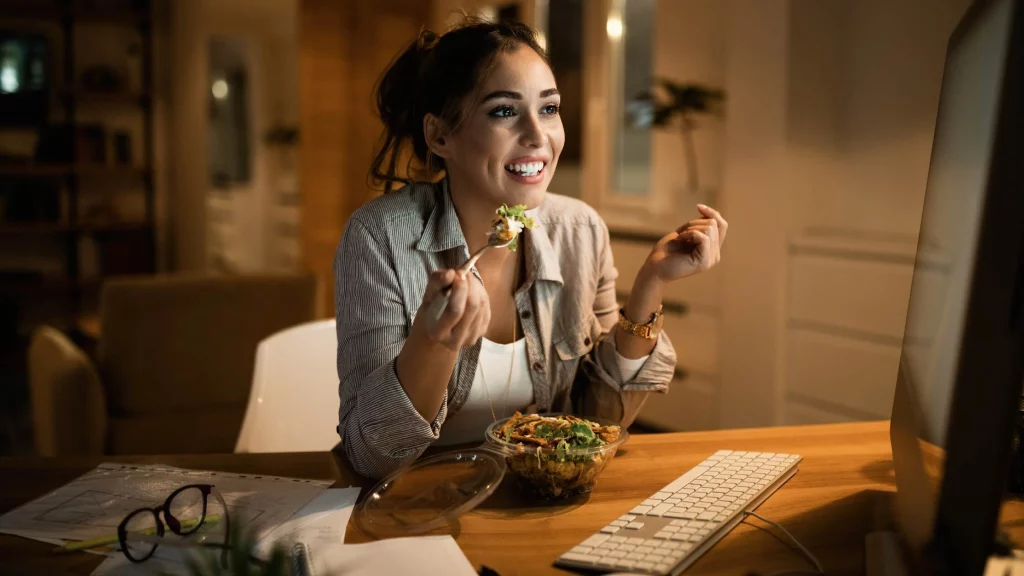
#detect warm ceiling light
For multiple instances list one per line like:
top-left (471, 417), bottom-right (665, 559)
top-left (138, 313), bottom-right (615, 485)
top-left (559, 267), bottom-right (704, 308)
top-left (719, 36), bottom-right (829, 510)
top-left (606, 15), bottom-right (623, 40)
top-left (212, 79), bottom-right (229, 100)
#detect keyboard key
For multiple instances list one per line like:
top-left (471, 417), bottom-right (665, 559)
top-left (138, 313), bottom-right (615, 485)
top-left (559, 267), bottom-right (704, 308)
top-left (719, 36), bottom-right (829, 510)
top-left (649, 503), bottom-right (674, 517)
top-left (559, 451), bottom-right (802, 574)
top-left (664, 465), bottom-right (711, 492)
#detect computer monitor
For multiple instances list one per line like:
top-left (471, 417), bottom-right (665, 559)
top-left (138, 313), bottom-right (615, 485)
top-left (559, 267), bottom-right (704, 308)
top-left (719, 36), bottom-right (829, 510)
top-left (890, 0), bottom-right (1024, 574)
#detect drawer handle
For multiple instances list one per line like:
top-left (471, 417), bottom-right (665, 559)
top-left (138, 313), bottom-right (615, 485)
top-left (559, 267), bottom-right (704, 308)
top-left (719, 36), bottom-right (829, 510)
top-left (673, 368), bottom-right (689, 381)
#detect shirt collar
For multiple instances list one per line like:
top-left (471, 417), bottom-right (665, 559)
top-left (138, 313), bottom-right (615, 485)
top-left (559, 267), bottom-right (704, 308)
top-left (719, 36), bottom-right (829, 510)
top-left (523, 208), bottom-right (564, 287)
top-left (415, 179), bottom-right (564, 286)
top-left (415, 179), bottom-right (467, 253)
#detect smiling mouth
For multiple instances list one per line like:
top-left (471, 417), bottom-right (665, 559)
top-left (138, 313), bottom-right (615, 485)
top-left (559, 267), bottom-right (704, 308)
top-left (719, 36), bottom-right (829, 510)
top-left (504, 161), bottom-right (546, 178)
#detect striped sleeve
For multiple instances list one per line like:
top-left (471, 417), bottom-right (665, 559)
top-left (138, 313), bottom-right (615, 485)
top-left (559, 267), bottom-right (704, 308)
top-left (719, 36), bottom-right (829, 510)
top-left (579, 217), bottom-right (676, 424)
top-left (334, 217), bottom-right (447, 479)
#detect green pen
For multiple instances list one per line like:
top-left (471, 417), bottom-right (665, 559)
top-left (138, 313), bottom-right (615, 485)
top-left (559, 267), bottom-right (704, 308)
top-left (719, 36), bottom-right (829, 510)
top-left (52, 514), bottom-right (221, 553)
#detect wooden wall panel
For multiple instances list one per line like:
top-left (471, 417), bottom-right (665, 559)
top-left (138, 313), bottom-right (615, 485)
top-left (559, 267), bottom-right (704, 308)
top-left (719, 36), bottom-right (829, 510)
top-left (299, 0), bottom-right (431, 317)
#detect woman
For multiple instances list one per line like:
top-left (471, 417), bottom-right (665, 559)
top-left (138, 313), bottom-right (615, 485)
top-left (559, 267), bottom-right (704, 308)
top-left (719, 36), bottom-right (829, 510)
top-left (334, 19), bottom-right (727, 479)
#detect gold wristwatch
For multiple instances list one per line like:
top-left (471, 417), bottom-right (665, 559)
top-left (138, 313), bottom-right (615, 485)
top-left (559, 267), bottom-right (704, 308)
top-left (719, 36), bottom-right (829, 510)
top-left (617, 305), bottom-right (664, 339)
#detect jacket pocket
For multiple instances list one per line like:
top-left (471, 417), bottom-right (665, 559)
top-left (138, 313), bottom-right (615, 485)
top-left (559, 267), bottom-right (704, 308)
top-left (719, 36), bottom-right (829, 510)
top-left (555, 313), bottom-right (602, 361)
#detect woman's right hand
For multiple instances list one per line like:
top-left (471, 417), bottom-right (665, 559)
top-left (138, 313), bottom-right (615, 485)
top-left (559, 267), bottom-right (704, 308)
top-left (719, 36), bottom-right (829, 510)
top-left (414, 269), bottom-right (491, 351)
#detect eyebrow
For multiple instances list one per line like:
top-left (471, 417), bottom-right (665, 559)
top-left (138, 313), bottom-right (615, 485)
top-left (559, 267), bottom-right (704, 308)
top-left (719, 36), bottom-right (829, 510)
top-left (481, 88), bottom-right (560, 102)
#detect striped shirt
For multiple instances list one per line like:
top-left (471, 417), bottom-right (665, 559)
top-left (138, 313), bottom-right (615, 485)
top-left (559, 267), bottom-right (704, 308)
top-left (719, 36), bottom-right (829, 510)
top-left (333, 179), bottom-right (677, 479)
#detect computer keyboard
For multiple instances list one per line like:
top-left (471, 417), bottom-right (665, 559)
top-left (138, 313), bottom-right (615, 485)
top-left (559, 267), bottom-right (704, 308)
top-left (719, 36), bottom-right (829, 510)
top-left (555, 450), bottom-right (802, 575)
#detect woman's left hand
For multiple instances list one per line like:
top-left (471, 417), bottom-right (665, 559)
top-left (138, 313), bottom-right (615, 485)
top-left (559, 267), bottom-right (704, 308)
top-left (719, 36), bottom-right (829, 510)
top-left (643, 204), bottom-right (728, 283)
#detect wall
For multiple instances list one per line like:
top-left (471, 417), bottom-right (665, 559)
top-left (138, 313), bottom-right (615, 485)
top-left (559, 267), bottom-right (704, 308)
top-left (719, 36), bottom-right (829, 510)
top-left (712, 0), bottom-right (971, 428)
top-left (617, 0), bottom-right (970, 430)
top-left (299, 0), bottom-right (432, 317)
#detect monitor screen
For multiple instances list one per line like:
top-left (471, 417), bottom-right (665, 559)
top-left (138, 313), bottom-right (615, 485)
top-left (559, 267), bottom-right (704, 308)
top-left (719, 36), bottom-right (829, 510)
top-left (891, 0), bottom-right (1021, 569)
top-left (900, 0), bottom-right (1012, 453)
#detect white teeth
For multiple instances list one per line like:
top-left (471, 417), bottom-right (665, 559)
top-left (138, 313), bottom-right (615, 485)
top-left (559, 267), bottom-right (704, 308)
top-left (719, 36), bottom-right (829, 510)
top-left (505, 161), bottom-right (545, 176)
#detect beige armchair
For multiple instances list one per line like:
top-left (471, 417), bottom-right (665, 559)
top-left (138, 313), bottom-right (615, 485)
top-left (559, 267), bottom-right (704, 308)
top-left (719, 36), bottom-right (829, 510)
top-left (28, 273), bottom-right (318, 456)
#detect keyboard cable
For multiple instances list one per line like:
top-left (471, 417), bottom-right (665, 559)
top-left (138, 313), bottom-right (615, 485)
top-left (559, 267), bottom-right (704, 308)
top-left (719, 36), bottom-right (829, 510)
top-left (742, 511), bottom-right (825, 576)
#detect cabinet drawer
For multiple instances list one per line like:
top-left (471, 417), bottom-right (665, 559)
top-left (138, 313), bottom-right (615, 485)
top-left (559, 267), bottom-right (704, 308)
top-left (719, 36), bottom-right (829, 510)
top-left (789, 254), bottom-right (912, 338)
top-left (663, 310), bottom-right (719, 376)
top-left (786, 327), bottom-right (898, 419)
top-left (636, 373), bottom-right (717, 432)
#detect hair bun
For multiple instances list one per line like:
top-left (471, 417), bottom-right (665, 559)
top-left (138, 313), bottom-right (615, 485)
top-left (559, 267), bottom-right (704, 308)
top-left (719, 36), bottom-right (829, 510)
top-left (416, 28), bottom-right (439, 52)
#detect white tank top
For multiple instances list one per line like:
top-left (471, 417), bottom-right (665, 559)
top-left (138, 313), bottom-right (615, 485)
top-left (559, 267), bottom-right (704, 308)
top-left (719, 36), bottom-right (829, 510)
top-left (434, 337), bottom-right (533, 446)
top-left (433, 336), bottom-right (649, 446)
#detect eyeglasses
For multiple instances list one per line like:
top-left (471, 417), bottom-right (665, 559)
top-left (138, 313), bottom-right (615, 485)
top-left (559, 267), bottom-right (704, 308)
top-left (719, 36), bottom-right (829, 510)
top-left (117, 483), bottom-right (231, 566)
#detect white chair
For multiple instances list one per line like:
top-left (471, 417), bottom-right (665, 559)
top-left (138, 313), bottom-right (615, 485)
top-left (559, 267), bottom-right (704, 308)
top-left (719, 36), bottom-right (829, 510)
top-left (235, 319), bottom-right (340, 453)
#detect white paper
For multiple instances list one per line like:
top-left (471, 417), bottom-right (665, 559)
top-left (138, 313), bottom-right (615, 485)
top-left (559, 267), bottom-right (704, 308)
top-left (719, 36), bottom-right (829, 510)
top-left (0, 463), bottom-right (331, 544)
top-left (311, 535), bottom-right (477, 576)
top-left (255, 487), bottom-right (359, 557)
top-left (90, 546), bottom-right (202, 576)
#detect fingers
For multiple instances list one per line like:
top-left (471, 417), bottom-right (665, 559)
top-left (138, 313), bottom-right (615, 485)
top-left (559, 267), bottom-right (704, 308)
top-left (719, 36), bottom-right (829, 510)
top-left (425, 269), bottom-right (457, 300)
top-left (697, 204), bottom-right (728, 243)
top-left (447, 277), bottom-right (489, 347)
top-left (678, 229), bottom-right (715, 270)
top-left (433, 273), bottom-right (468, 337)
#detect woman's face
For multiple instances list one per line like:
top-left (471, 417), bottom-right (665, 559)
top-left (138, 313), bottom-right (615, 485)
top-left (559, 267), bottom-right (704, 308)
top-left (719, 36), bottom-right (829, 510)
top-left (440, 46), bottom-right (564, 209)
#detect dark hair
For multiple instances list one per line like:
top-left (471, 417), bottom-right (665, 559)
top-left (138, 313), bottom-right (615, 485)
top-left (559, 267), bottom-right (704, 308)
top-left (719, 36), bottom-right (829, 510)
top-left (370, 18), bottom-right (549, 193)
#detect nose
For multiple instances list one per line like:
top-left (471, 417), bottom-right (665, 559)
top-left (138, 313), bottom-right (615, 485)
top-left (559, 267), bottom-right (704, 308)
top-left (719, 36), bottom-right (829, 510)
top-left (519, 111), bottom-right (547, 149)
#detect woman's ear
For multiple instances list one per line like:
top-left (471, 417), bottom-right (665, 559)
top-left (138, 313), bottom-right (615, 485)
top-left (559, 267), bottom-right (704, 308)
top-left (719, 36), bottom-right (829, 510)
top-left (424, 113), bottom-right (454, 160)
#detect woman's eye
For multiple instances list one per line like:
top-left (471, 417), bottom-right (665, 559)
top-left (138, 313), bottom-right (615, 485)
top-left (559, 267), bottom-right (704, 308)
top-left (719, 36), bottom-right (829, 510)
top-left (541, 103), bottom-right (561, 115)
top-left (489, 105), bottom-right (516, 118)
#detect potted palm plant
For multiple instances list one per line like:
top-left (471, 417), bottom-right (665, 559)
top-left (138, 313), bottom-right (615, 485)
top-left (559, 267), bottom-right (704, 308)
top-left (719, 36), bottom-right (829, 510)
top-left (628, 80), bottom-right (725, 194)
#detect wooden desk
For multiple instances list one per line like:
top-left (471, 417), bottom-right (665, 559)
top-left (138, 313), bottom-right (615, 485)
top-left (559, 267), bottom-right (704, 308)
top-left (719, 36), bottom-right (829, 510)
top-left (1, 422), bottom-right (1019, 575)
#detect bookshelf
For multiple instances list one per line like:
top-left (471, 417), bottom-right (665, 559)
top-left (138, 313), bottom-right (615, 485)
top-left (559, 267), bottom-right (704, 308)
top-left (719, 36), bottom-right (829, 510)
top-left (0, 0), bottom-right (156, 333)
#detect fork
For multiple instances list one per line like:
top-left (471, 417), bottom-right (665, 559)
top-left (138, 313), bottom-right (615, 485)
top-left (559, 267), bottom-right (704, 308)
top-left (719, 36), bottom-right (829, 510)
top-left (425, 234), bottom-right (516, 323)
